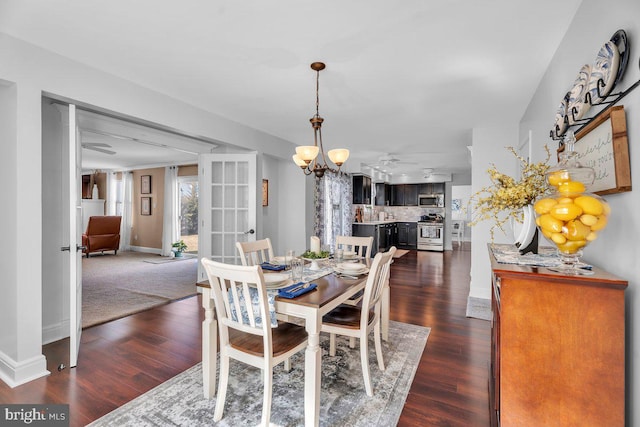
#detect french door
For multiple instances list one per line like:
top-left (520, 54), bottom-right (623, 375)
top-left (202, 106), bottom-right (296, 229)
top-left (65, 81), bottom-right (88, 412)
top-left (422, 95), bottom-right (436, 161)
top-left (197, 153), bottom-right (257, 282)
top-left (67, 104), bottom-right (83, 368)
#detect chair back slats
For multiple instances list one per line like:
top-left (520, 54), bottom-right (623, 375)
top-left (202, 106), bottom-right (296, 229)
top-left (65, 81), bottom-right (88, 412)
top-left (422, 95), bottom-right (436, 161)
top-left (236, 238), bottom-right (275, 266)
top-left (361, 246), bottom-right (396, 327)
top-left (335, 235), bottom-right (374, 258)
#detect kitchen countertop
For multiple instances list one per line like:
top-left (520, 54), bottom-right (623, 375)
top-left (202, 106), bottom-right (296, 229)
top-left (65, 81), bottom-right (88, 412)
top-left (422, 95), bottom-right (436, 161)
top-left (354, 220), bottom-right (416, 225)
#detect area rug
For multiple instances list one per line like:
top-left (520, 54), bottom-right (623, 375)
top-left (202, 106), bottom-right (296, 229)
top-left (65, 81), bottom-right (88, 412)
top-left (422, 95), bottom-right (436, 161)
top-left (466, 296), bottom-right (492, 321)
top-left (393, 249), bottom-right (409, 258)
top-left (87, 320), bottom-right (430, 427)
top-left (82, 251), bottom-right (198, 328)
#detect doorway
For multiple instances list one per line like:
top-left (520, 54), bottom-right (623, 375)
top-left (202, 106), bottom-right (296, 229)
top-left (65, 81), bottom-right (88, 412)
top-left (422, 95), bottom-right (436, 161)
top-left (178, 176), bottom-right (199, 254)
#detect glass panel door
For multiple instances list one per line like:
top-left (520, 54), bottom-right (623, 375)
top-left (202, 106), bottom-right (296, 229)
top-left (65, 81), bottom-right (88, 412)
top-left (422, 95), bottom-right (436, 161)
top-left (198, 153), bottom-right (257, 282)
top-left (178, 176), bottom-right (199, 254)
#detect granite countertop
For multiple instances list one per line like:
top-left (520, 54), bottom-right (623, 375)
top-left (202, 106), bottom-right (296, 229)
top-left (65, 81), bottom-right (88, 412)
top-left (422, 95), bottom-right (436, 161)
top-left (354, 220), bottom-right (416, 225)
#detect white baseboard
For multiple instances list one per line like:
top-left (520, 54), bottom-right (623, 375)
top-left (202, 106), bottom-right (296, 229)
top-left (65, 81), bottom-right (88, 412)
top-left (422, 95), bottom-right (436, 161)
top-left (42, 319), bottom-right (70, 345)
top-left (128, 246), bottom-right (162, 255)
top-left (0, 350), bottom-right (49, 388)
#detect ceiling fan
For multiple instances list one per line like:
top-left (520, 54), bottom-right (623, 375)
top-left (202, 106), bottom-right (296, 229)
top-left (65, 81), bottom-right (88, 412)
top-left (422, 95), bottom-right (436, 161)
top-left (82, 142), bottom-right (116, 155)
top-left (370, 153), bottom-right (417, 169)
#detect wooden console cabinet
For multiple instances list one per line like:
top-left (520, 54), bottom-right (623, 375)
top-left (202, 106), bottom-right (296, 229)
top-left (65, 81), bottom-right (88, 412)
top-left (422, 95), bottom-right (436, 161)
top-left (489, 246), bottom-right (626, 426)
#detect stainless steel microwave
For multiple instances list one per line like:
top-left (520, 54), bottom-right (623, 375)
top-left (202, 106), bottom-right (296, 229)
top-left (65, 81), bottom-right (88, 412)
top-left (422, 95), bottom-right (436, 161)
top-left (418, 194), bottom-right (444, 207)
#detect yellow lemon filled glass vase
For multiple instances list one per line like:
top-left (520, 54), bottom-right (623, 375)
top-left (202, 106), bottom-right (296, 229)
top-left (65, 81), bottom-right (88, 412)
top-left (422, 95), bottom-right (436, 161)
top-left (534, 131), bottom-right (610, 275)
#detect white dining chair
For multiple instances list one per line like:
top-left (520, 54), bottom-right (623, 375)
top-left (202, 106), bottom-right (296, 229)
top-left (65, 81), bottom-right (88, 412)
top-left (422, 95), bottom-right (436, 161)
top-left (335, 235), bottom-right (374, 258)
top-left (200, 258), bottom-right (308, 425)
top-left (236, 238), bottom-right (275, 266)
top-left (322, 246), bottom-right (396, 396)
top-left (452, 220), bottom-right (464, 246)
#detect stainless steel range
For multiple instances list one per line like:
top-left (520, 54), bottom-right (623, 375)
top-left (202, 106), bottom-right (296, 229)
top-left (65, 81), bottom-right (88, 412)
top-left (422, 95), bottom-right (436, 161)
top-left (417, 214), bottom-right (444, 252)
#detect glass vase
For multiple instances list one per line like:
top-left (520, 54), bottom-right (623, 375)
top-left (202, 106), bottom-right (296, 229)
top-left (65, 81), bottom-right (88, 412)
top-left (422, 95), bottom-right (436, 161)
top-left (534, 131), bottom-right (610, 275)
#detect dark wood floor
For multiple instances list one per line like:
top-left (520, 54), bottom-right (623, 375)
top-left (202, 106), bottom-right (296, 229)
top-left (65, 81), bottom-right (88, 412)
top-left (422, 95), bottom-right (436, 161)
top-left (0, 243), bottom-right (491, 426)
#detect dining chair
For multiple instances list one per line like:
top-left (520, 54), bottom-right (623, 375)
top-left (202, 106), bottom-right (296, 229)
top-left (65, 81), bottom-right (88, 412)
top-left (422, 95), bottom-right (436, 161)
top-left (236, 238), bottom-right (275, 266)
top-left (201, 258), bottom-right (308, 425)
top-left (452, 220), bottom-right (464, 246)
top-left (335, 235), bottom-right (374, 258)
top-left (321, 246), bottom-right (396, 396)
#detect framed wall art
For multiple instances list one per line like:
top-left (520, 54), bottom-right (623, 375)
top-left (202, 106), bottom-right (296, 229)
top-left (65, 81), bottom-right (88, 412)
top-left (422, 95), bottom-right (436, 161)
top-left (262, 179), bottom-right (269, 206)
top-left (141, 197), bottom-right (152, 215)
top-left (572, 105), bottom-right (631, 195)
top-left (141, 175), bottom-right (151, 194)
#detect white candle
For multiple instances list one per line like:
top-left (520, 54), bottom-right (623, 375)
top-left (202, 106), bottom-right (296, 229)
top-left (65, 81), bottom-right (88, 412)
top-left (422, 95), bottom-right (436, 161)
top-left (310, 236), bottom-right (321, 254)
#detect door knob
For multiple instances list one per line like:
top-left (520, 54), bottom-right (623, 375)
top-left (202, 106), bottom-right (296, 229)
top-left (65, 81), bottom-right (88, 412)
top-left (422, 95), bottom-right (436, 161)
top-left (244, 229), bottom-right (255, 234)
top-left (77, 245), bottom-right (87, 252)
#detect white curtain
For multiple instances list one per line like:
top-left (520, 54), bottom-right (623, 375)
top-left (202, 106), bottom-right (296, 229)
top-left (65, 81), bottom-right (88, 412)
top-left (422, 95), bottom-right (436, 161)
top-left (314, 172), bottom-right (352, 252)
top-left (162, 166), bottom-right (180, 256)
top-left (120, 171), bottom-right (133, 251)
top-left (106, 171), bottom-right (117, 215)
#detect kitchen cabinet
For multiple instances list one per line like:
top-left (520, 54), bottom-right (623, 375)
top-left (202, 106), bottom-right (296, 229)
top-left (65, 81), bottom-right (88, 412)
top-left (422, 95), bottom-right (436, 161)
top-left (375, 182), bottom-right (389, 206)
top-left (396, 222), bottom-right (417, 249)
top-left (489, 245), bottom-right (626, 427)
top-left (389, 184), bottom-right (423, 206)
top-left (352, 223), bottom-right (378, 256)
top-left (404, 184), bottom-right (418, 206)
top-left (419, 182), bottom-right (445, 195)
top-left (353, 175), bottom-right (371, 205)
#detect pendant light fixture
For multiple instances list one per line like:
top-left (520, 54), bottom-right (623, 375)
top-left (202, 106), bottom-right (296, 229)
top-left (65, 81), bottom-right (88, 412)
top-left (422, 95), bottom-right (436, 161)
top-left (292, 62), bottom-right (349, 178)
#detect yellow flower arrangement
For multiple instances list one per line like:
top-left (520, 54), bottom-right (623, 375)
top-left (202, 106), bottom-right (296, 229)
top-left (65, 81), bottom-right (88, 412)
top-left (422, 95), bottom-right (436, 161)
top-left (468, 146), bottom-right (552, 239)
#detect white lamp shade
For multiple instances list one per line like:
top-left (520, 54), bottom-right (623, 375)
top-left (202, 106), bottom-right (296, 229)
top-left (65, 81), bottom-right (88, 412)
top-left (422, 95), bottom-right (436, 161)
top-left (295, 145), bottom-right (319, 162)
top-left (292, 154), bottom-right (308, 168)
top-left (328, 148), bottom-right (350, 166)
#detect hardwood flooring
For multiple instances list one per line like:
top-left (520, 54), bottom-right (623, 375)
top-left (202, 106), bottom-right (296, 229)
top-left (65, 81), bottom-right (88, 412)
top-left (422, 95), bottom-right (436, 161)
top-left (0, 243), bottom-right (491, 426)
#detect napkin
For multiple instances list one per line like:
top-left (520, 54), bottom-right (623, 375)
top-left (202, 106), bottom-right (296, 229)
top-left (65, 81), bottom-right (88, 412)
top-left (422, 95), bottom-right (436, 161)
top-left (278, 282), bottom-right (317, 299)
top-left (261, 262), bottom-right (286, 271)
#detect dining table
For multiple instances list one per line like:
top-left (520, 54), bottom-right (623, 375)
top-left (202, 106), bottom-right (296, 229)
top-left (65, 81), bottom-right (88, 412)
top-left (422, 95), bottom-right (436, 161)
top-left (196, 257), bottom-right (389, 427)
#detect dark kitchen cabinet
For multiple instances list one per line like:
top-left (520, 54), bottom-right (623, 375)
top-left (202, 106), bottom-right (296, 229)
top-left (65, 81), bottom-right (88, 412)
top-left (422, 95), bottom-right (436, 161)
top-left (396, 222), bottom-right (417, 249)
top-left (353, 175), bottom-right (371, 204)
top-left (404, 184), bottom-right (418, 206)
top-left (390, 184), bottom-right (420, 206)
top-left (390, 185), bottom-right (404, 206)
top-left (419, 182), bottom-right (445, 195)
top-left (375, 183), bottom-right (389, 206)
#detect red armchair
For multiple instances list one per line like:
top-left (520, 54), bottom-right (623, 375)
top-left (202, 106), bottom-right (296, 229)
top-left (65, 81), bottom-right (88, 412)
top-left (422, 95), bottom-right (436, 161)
top-left (82, 216), bottom-right (121, 258)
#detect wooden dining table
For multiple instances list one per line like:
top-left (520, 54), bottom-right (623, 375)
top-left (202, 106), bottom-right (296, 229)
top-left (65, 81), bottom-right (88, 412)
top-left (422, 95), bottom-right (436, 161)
top-left (197, 259), bottom-right (389, 427)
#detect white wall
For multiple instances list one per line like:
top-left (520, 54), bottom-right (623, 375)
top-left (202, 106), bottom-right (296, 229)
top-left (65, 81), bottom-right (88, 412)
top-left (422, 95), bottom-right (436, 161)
top-left (0, 82), bottom-right (18, 363)
top-left (469, 125), bottom-right (518, 300)
top-left (277, 161), bottom-right (309, 255)
top-left (519, 0), bottom-right (639, 422)
top-left (0, 32), bottom-right (303, 386)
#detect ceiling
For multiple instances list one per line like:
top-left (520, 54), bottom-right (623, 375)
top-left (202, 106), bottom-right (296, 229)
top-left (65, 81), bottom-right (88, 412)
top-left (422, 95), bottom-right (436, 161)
top-left (1, 0), bottom-right (581, 180)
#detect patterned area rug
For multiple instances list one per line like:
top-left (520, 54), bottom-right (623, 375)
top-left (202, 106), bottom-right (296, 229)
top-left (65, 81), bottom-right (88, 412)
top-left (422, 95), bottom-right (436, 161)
top-left (87, 320), bottom-right (430, 427)
top-left (466, 296), bottom-right (492, 321)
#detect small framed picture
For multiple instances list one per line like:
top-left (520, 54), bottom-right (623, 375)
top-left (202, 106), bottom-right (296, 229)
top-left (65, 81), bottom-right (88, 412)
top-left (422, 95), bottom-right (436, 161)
top-left (141, 175), bottom-right (151, 194)
top-left (141, 197), bottom-right (151, 215)
top-left (262, 179), bottom-right (269, 206)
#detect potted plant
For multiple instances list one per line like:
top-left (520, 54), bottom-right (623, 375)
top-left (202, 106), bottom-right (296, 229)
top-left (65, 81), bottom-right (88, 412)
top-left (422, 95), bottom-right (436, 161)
top-left (172, 240), bottom-right (188, 257)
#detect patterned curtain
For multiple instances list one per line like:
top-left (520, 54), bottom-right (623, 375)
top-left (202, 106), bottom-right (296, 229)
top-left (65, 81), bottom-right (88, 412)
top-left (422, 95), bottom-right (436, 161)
top-left (314, 172), bottom-right (353, 252)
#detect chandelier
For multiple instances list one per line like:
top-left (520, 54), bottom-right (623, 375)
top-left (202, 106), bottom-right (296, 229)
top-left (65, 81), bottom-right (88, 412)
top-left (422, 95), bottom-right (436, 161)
top-left (292, 62), bottom-right (349, 178)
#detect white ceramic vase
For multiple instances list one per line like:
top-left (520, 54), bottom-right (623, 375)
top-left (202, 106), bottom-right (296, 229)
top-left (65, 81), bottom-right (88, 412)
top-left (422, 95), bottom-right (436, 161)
top-left (513, 205), bottom-right (538, 255)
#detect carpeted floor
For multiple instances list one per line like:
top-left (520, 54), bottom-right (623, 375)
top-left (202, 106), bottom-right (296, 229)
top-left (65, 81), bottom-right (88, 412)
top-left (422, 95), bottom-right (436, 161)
top-left (82, 251), bottom-right (198, 328)
top-left (87, 320), bottom-right (430, 427)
